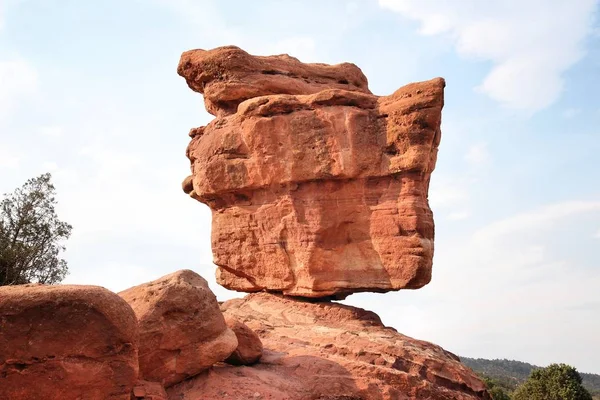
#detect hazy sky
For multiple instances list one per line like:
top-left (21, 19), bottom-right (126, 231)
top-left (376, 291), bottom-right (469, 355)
top-left (1, 0), bottom-right (599, 373)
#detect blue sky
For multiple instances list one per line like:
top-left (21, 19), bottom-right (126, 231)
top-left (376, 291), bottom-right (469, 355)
top-left (1, 0), bottom-right (599, 373)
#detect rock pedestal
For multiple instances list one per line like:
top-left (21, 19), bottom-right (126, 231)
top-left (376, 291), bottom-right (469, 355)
top-left (167, 293), bottom-right (490, 400)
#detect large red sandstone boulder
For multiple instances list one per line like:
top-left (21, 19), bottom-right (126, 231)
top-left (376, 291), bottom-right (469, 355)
top-left (118, 270), bottom-right (238, 387)
top-left (178, 46), bottom-right (444, 298)
top-left (168, 293), bottom-right (489, 400)
top-left (224, 316), bottom-right (263, 366)
top-left (0, 284), bottom-right (138, 400)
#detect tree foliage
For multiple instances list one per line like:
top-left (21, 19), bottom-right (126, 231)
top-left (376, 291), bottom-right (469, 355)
top-left (462, 357), bottom-right (600, 395)
top-left (0, 173), bottom-right (72, 285)
top-left (513, 363), bottom-right (593, 400)
top-left (481, 375), bottom-right (512, 400)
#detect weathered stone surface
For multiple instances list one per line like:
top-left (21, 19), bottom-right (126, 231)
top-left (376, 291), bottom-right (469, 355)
top-left (167, 293), bottom-right (489, 400)
top-left (0, 284), bottom-right (138, 400)
top-left (178, 45), bottom-right (371, 117)
top-left (119, 270), bottom-right (238, 387)
top-left (132, 380), bottom-right (168, 400)
top-left (224, 316), bottom-right (263, 366)
top-left (179, 46), bottom-right (444, 298)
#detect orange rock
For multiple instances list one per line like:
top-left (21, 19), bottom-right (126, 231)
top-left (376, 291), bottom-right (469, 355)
top-left (177, 45), bottom-right (371, 117)
top-left (168, 293), bottom-right (490, 400)
top-left (131, 380), bottom-right (167, 400)
top-left (0, 284), bottom-right (138, 400)
top-left (118, 270), bottom-right (237, 387)
top-left (179, 46), bottom-right (444, 298)
top-left (224, 316), bottom-right (263, 365)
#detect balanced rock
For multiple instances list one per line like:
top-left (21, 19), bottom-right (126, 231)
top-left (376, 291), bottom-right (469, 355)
top-left (168, 293), bottom-right (489, 400)
top-left (119, 270), bottom-right (237, 387)
top-left (0, 284), bottom-right (138, 400)
top-left (224, 316), bottom-right (263, 365)
top-left (179, 45), bottom-right (444, 298)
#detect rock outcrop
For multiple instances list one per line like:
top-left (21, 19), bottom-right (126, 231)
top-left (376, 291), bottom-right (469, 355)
top-left (179, 45), bottom-right (444, 298)
top-left (0, 47), bottom-right (485, 400)
top-left (168, 293), bottom-right (489, 400)
top-left (119, 270), bottom-right (238, 387)
top-left (224, 316), bottom-right (263, 366)
top-left (0, 284), bottom-right (138, 400)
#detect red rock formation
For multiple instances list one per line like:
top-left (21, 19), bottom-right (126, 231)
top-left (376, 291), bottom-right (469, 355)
top-left (119, 270), bottom-right (238, 387)
top-left (0, 284), bottom-right (138, 400)
top-left (179, 46), bottom-right (444, 298)
top-left (224, 316), bottom-right (263, 366)
top-left (167, 293), bottom-right (489, 400)
top-left (178, 45), bottom-right (370, 117)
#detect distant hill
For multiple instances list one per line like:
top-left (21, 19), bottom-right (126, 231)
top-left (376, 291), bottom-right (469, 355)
top-left (461, 357), bottom-right (600, 397)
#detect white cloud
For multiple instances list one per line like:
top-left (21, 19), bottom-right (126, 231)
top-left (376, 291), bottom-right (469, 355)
top-left (41, 161), bottom-right (58, 171)
top-left (0, 146), bottom-right (21, 169)
top-left (346, 1), bottom-right (360, 14)
top-left (594, 229), bottom-right (600, 239)
top-left (429, 182), bottom-right (469, 208)
top-left (0, 59), bottom-right (38, 119)
top-left (447, 211), bottom-right (470, 221)
top-left (378, 0), bottom-right (599, 112)
top-left (465, 143), bottom-right (490, 166)
top-left (39, 125), bottom-right (64, 138)
top-left (473, 201), bottom-right (600, 242)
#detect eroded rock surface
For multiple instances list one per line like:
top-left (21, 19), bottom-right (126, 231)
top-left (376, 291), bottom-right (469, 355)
top-left (178, 45), bottom-right (370, 117)
top-left (167, 293), bottom-right (489, 400)
top-left (179, 46), bottom-right (444, 298)
top-left (224, 316), bottom-right (263, 366)
top-left (132, 380), bottom-right (168, 400)
top-left (0, 284), bottom-right (138, 400)
top-left (119, 270), bottom-right (237, 387)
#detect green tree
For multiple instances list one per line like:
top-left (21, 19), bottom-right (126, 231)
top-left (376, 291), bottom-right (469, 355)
top-left (0, 173), bottom-right (72, 285)
top-left (513, 363), bottom-right (593, 400)
top-left (482, 376), bottom-right (512, 400)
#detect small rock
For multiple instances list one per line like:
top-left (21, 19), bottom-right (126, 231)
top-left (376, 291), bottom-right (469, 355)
top-left (224, 317), bottom-right (263, 366)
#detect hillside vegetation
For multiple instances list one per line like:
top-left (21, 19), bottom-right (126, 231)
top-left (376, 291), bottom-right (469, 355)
top-left (462, 357), bottom-right (600, 398)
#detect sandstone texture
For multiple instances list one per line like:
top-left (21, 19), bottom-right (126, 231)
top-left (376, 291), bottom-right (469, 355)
top-left (224, 316), bottom-right (263, 366)
top-left (119, 270), bottom-right (237, 387)
top-left (132, 380), bottom-right (168, 400)
top-left (168, 293), bottom-right (489, 400)
top-left (0, 284), bottom-right (138, 400)
top-left (179, 46), bottom-right (444, 298)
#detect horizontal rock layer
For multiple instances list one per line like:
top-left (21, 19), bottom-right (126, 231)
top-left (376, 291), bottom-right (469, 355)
top-left (178, 45), bottom-right (371, 116)
top-left (179, 46), bottom-right (444, 298)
